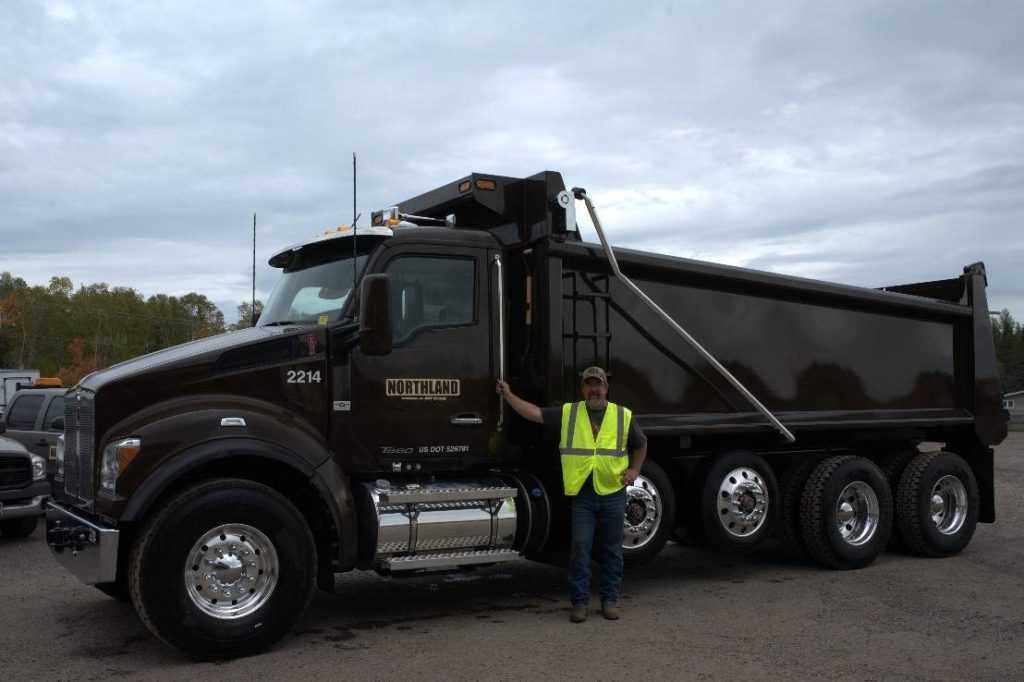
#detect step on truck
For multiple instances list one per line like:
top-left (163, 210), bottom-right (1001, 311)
top-left (45, 171), bottom-right (1008, 657)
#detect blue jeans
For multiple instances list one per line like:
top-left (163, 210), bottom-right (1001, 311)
top-left (569, 482), bottom-right (626, 606)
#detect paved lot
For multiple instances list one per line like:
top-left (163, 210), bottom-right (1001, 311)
top-left (2, 434), bottom-right (1023, 681)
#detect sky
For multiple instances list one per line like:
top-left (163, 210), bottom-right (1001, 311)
top-left (1, 0), bottom-right (1022, 323)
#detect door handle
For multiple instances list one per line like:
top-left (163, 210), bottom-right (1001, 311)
top-left (36, 439), bottom-right (49, 446)
top-left (450, 413), bottom-right (483, 426)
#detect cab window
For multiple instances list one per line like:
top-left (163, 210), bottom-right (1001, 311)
top-left (384, 256), bottom-right (475, 343)
top-left (6, 395), bottom-right (43, 429)
top-left (43, 396), bottom-right (65, 431)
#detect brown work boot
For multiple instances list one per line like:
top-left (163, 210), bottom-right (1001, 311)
top-left (601, 602), bottom-right (621, 620)
top-left (570, 604), bottom-right (588, 623)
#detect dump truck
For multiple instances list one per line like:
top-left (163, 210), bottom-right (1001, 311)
top-left (45, 171), bottom-right (1007, 657)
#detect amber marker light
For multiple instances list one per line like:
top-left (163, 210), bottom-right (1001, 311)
top-left (475, 178), bottom-right (497, 191)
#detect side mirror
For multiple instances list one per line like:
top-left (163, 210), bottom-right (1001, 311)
top-left (51, 417), bottom-right (64, 431)
top-left (359, 274), bottom-right (392, 356)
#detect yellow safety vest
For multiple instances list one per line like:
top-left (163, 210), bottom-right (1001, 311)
top-left (559, 401), bottom-right (632, 496)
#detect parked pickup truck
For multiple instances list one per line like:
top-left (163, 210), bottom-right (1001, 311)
top-left (2, 387), bottom-right (66, 474)
top-left (0, 421), bottom-right (49, 538)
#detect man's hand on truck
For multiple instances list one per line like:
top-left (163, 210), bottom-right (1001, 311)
top-left (496, 380), bottom-right (543, 423)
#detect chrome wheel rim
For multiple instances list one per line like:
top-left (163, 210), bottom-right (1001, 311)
top-left (835, 481), bottom-right (879, 546)
top-left (931, 475), bottom-right (968, 535)
top-left (717, 467), bottom-right (769, 538)
top-left (184, 523), bottom-right (279, 620)
top-left (623, 475), bottom-right (663, 550)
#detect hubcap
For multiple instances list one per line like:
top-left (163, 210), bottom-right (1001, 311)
top-left (623, 475), bottom-right (663, 550)
top-left (184, 523), bottom-right (279, 620)
top-left (717, 467), bottom-right (769, 538)
top-left (835, 481), bottom-right (879, 546)
top-left (930, 475), bottom-right (968, 535)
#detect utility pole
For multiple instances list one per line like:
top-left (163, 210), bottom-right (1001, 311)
top-left (352, 153), bottom-right (358, 297)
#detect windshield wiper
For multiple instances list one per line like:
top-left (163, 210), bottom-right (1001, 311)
top-left (261, 320), bottom-right (310, 327)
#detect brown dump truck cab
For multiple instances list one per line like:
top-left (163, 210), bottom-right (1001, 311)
top-left (46, 171), bottom-right (1007, 658)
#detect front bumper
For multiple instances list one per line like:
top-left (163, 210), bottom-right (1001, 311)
top-left (46, 501), bottom-right (120, 585)
top-left (0, 480), bottom-right (50, 520)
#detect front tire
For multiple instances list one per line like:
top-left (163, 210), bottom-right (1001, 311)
top-left (799, 456), bottom-right (892, 570)
top-left (622, 460), bottom-right (676, 566)
top-left (128, 478), bottom-right (317, 658)
top-left (896, 451), bottom-right (979, 557)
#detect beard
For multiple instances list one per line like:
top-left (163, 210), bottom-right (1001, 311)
top-left (586, 396), bottom-right (608, 410)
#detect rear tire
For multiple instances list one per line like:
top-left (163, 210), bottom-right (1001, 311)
top-left (896, 451), bottom-right (979, 557)
top-left (701, 451), bottom-right (778, 553)
top-left (0, 516), bottom-right (39, 538)
top-left (128, 478), bottom-right (317, 658)
top-left (799, 456), bottom-right (892, 570)
top-left (878, 449), bottom-right (919, 549)
top-left (622, 460), bottom-right (676, 566)
top-left (779, 459), bottom-right (818, 558)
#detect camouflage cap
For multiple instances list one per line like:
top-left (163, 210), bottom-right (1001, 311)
top-left (581, 366), bottom-right (608, 385)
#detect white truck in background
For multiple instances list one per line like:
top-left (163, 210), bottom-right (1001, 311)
top-left (0, 370), bottom-right (39, 416)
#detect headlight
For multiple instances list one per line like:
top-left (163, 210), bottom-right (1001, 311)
top-left (100, 437), bottom-right (141, 496)
top-left (30, 454), bottom-right (46, 481)
top-left (55, 434), bottom-right (65, 480)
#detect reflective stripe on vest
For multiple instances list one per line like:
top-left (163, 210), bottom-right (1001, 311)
top-left (558, 401), bottom-right (631, 496)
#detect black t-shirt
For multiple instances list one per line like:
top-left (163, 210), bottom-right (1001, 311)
top-left (540, 404), bottom-right (646, 452)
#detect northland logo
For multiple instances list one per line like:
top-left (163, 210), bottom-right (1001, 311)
top-left (386, 378), bottom-right (461, 400)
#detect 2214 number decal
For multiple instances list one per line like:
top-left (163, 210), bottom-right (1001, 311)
top-left (286, 370), bottom-right (322, 384)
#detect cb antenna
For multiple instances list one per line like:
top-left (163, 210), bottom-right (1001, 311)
top-left (252, 212), bottom-right (256, 327)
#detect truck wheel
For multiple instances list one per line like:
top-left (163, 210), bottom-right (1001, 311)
top-left (622, 460), bottom-right (676, 566)
top-left (896, 451), bottom-right (979, 557)
top-left (878, 449), bottom-right (919, 549)
top-left (128, 478), bottom-right (317, 658)
top-left (799, 456), bottom-right (892, 570)
top-left (778, 459), bottom-right (818, 558)
top-left (701, 451), bottom-right (778, 553)
top-left (0, 516), bottom-right (39, 538)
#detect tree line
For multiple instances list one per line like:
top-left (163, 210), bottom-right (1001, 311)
top-left (0, 272), bottom-right (261, 386)
top-left (993, 310), bottom-right (1024, 394)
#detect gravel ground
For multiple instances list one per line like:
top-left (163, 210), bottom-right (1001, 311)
top-left (2, 434), bottom-right (1022, 681)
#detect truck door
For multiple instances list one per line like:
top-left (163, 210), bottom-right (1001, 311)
top-left (3, 393), bottom-right (46, 455)
top-left (344, 244), bottom-right (498, 471)
top-left (34, 395), bottom-right (65, 467)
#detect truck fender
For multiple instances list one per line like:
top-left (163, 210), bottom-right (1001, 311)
top-left (119, 437), bottom-right (359, 572)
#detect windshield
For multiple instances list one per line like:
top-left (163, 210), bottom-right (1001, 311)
top-left (259, 238), bottom-right (382, 327)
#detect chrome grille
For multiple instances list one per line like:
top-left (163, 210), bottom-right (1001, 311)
top-left (0, 455), bottom-right (31, 490)
top-left (63, 390), bottom-right (96, 502)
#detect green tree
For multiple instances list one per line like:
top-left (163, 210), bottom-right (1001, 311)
top-left (231, 300), bottom-right (264, 330)
top-left (0, 271), bottom-right (229, 382)
top-left (993, 309), bottom-right (1024, 393)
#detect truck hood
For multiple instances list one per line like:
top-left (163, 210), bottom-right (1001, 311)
top-left (0, 435), bottom-right (29, 455)
top-left (78, 325), bottom-right (300, 393)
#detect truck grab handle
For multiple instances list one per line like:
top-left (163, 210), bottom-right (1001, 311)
top-left (494, 254), bottom-right (506, 430)
top-left (570, 187), bottom-right (796, 444)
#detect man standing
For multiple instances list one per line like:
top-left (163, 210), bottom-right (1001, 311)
top-left (496, 367), bottom-right (647, 623)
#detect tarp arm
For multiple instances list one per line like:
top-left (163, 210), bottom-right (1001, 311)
top-left (571, 187), bottom-right (796, 444)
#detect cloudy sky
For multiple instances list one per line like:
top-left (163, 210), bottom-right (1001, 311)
top-left (2, 1), bottom-right (1022, 322)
